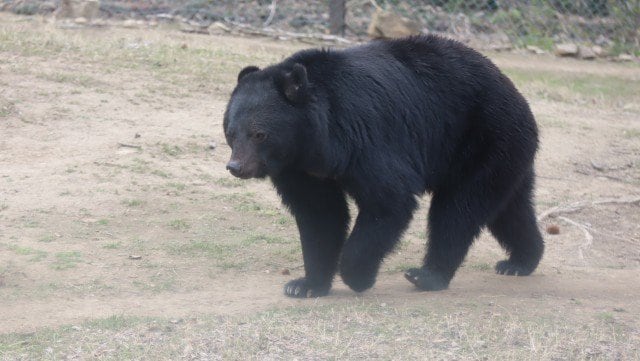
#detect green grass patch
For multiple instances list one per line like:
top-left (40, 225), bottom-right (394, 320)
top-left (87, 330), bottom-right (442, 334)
top-left (214, 193), bottom-right (281, 218)
top-left (214, 176), bottom-right (245, 188)
top-left (622, 129), bottom-right (640, 139)
top-left (151, 169), bottom-right (172, 178)
top-left (242, 234), bottom-right (292, 245)
top-left (5, 244), bottom-right (48, 262)
top-left (167, 239), bottom-right (234, 260)
top-left (36, 72), bottom-right (104, 88)
top-left (505, 68), bottom-right (640, 105)
top-left (133, 273), bottom-right (176, 293)
top-left (38, 234), bottom-right (56, 243)
top-left (102, 242), bottom-right (122, 249)
top-left (121, 199), bottom-right (145, 207)
top-left (168, 219), bottom-right (190, 230)
top-left (51, 251), bottom-right (82, 270)
top-left (160, 143), bottom-right (183, 157)
top-left (166, 182), bottom-right (187, 191)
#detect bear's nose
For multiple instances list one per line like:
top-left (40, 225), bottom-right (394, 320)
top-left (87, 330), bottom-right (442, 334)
top-left (226, 160), bottom-right (242, 175)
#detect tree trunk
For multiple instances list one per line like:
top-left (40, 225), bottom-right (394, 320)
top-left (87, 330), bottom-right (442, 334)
top-left (329, 0), bottom-right (346, 35)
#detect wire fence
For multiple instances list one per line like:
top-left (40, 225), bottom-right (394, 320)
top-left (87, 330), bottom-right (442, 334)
top-left (2, 0), bottom-right (638, 55)
top-left (376, 0), bottom-right (639, 55)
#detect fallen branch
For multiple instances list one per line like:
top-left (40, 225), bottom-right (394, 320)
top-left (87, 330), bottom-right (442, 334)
top-left (118, 143), bottom-right (142, 149)
top-left (537, 196), bottom-right (640, 222)
top-left (590, 159), bottom-right (634, 172)
top-left (576, 168), bottom-right (635, 184)
top-left (227, 20), bottom-right (352, 45)
top-left (558, 216), bottom-right (593, 263)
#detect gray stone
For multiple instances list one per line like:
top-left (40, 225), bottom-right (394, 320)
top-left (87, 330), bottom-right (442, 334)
top-left (578, 46), bottom-right (596, 60)
top-left (555, 43), bottom-right (579, 57)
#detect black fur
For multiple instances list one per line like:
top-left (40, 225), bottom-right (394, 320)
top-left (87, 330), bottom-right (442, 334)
top-left (223, 35), bottom-right (544, 297)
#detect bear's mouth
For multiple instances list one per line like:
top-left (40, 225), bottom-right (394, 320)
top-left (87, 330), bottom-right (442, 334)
top-left (227, 166), bottom-right (267, 180)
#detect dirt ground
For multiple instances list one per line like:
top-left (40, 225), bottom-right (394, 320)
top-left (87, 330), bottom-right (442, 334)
top-left (0, 13), bottom-right (639, 360)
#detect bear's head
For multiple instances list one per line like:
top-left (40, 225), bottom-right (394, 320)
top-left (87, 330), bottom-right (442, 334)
top-left (223, 63), bottom-right (312, 179)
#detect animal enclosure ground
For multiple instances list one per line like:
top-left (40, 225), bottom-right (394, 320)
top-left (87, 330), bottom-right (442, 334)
top-left (0, 13), bottom-right (639, 360)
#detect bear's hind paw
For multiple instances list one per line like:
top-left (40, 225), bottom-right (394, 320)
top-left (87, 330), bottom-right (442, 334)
top-left (495, 260), bottom-right (535, 276)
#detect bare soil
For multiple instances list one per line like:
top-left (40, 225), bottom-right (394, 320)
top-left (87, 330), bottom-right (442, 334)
top-left (0, 13), bottom-right (639, 359)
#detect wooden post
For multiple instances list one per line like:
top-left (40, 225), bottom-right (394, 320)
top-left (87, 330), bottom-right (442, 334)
top-left (329, 0), bottom-right (346, 35)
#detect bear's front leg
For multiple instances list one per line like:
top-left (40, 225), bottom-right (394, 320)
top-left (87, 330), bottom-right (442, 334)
top-left (272, 172), bottom-right (350, 298)
top-left (340, 195), bottom-right (417, 292)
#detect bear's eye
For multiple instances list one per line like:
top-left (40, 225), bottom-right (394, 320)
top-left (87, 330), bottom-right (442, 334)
top-left (252, 131), bottom-right (267, 143)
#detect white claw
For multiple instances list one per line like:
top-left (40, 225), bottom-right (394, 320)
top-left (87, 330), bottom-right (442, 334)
top-left (294, 286), bottom-right (301, 296)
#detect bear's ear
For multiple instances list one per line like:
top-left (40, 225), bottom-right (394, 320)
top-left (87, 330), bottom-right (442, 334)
top-left (279, 63), bottom-right (309, 103)
top-left (237, 66), bottom-right (260, 83)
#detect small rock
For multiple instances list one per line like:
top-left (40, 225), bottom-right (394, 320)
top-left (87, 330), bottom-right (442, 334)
top-left (71, 325), bottom-right (82, 331)
top-left (280, 268), bottom-right (290, 275)
top-left (578, 46), bottom-right (596, 60)
top-left (595, 35), bottom-right (613, 47)
top-left (546, 224), bottom-right (560, 235)
top-left (208, 141), bottom-right (217, 150)
top-left (134, 133), bottom-right (141, 138)
top-left (616, 54), bottom-right (634, 62)
top-left (622, 103), bottom-right (639, 111)
top-left (526, 45), bottom-right (545, 55)
top-left (74, 17), bottom-right (88, 25)
top-left (555, 43), bottom-right (579, 57)
top-left (367, 8), bottom-right (420, 39)
top-left (169, 319), bottom-right (183, 324)
top-left (122, 19), bottom-right (137, 28)
top-left (591, 45), bottom-right (604, 57)
top-left (91, 18), bottom-right (107, 27)
top-left (156, 13), bottom-right (174, 22)
top-left (128, 255), bottom-right (142, 260)
top-left (208, 21), bottom-right (230, 35)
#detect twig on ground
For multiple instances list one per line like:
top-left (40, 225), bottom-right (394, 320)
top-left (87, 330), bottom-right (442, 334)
top-left (537, 196), bottom-right (640, 222)
top-left (590, 159), bottom-right (633, 172)
top-left (558, 216), bottom-right (593, 262)
top-left (118, 143), bottom-right (142, 149)
top-left (576, 168), bottom-right (634, 184)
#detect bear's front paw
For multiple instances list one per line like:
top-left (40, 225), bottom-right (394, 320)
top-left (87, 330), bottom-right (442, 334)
top-left (404, 268), bottom-right (449, 291)
top-left (339, 260), bottom-right (377, 293)
top-left (495, 260), bottom-right (534, 276)
top-left (284, 278), bottom-right (330, 298)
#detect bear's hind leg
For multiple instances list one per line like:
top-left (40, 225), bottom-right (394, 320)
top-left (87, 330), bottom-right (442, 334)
top-left (489, 172), bottom-right (544, 276)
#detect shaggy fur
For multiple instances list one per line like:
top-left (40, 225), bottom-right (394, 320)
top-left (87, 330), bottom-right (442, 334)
top-left (223, 35), bottom-right (544, 298)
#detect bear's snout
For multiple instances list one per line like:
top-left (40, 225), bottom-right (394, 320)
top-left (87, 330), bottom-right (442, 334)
top-left (226, 160), bottom-right (243, 177)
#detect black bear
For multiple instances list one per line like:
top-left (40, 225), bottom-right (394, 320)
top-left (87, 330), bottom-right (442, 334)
top-left (223, 35), bottom-right (544, 298)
